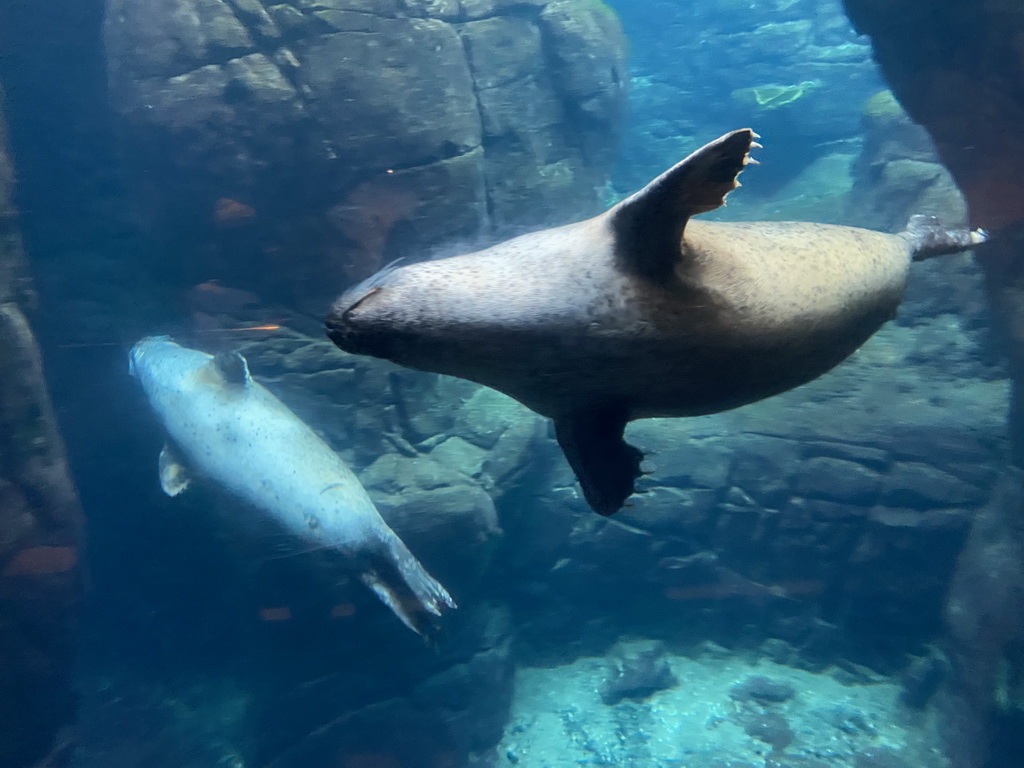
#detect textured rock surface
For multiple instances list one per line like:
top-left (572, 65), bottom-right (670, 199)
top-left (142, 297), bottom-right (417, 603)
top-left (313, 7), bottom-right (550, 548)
top-left (945, 472), bottom-right (1024, 768)
top-left (838, 2), bottom-right (1024, 765)
top-left (0, 90), bottom-right (85, 768)
top-left (0, 114), bottom-right (32, 309)
top-left (840, 0), bottom-right (1024, 446)
top-left (103, 0), bottom-right (628, 307)
top-left (847, 90), bottom-right (966, 234)
top-left (499, 647), bottom-right (945, 768)
top-left (251, 603), bottom-right (515, 768)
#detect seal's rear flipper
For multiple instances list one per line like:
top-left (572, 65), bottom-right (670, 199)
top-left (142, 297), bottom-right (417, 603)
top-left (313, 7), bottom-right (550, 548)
top-left (554, 407), bottom-right (643, 516)
top-left (610, 128), bottom-right (759, 283)
top-left (903, 214), bottom-right (989, 261)
top-left (360, 535), bottom-right (456, 638)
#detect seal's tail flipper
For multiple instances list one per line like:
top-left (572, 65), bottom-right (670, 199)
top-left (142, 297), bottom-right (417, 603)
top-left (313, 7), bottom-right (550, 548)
top-left (359, 535), bottom-right (456, 638)
top-left (554, 406), bottom-right (643, 516)
top-left (904, 214), bottom-right (989, 261)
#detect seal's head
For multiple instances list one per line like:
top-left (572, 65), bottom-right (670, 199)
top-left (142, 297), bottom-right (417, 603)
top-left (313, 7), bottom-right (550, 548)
top-left (326, 261), bottom-right (410, 359)
top-left (129, 335), bottom-right (187, 387)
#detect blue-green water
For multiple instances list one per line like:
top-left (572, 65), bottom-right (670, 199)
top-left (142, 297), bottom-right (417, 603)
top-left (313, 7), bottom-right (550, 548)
top-left (0, 1), bottom-right (1018, 767)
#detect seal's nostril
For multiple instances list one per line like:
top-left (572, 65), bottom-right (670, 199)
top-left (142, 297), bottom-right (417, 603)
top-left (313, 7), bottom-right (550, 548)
top-left (325, 302), bottom-right (348, 327)
top-left (324, 306), bottom-right (357, 349)
top-left (324, 316), bottom-right (342, 340)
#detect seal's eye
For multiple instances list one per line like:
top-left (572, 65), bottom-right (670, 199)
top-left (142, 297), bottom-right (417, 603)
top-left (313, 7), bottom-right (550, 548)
top-left (342, 286), bottom-right (381, 320)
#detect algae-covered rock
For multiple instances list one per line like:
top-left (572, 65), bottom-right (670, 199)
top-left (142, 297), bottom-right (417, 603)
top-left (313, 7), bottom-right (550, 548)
top-left (794, 457), bottom-right (882, 506)
top-left (848, 88), bottom-right (966, 234)
top-left (298, 18), bottom-right (480, 171)
top-left (459, 14), bottom-right (598, 225)
top-left (359, 452), bottom-right (465, 495)
top-left (105, 0), bottom-right (257, 78)
top-left (863, 89), bottom-right (903, 124)
top-left (429, 436), bottom-right (490, 479)
top-left (730, 675), bottom-right (797, 703)
top-left (731, 80), bottom-right (823, 111)
top-left (374, 484), bottom-right (502, 594)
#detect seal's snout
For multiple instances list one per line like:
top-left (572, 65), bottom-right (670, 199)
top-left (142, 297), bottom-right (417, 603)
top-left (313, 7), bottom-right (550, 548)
top-left (326, 271), bottom-right (395, 354)
top-left (325, 293), bottom-right (362, 352)
top-left (326, 260), bottom-right (410, 352)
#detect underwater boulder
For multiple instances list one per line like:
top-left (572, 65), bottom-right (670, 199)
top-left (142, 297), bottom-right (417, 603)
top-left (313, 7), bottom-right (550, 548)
top-left (103, 0), bottom-right (628, 307)
top-left (600, 640), bottom-right (678, 705)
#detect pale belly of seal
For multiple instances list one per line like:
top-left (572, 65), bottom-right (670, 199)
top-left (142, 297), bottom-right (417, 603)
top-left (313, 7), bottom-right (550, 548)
top-left (326, 128), bottom-right (986, 515)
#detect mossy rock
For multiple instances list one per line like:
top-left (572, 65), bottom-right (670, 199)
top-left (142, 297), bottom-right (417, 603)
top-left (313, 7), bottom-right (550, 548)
top-left (732, 79), bottom-right (822, 110)
top-left (582, 0), bottom-right (618, 21)
top-left (863, 89), bottom-right (904, 120)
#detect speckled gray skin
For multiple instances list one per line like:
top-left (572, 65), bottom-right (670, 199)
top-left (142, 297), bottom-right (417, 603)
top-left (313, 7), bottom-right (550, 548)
top-left (129, 337), bottom-right (455, 636)
top-left (326, 129), bottom-right (986, 515)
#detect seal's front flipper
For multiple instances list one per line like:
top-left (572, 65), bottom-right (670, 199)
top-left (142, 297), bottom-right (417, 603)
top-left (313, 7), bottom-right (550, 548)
top-left (902, 214), bottom-right (989, 261)
top-left (554, 407), bottom-right (643, 516)
top-left (610, 128), bottom-right (759, 283)
top-left (159, 443), bottom-right (191, 496)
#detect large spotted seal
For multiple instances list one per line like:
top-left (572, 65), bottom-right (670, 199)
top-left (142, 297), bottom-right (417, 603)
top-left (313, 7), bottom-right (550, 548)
top-left (325, 129), bottom-right (987, 516)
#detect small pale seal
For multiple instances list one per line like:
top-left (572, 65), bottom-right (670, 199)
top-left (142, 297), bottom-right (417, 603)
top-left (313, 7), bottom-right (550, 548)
top-left (326, 129), bottom-right (987, 516)
top-left (130, 337), bottom-right (456, 635)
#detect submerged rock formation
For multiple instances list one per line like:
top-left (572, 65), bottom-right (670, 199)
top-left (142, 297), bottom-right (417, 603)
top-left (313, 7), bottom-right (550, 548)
top-left (612, 0), bottom-right (882, 196)
top-left (848, 89), bottom-right (966, 234)
top-left (0, 88), bottom-right (85, 768)
top-left (840, 1), bottom-right (1024, 765)
top-left (102, 0), bottom-right (627, 308)
top-left (840, 0), bottom-right (1024, 450)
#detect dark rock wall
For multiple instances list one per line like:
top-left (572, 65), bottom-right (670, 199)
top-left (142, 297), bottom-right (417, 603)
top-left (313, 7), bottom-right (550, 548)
top-left (0, 88), bottom-right (85, 768)
top-left (945, 471), bottom-right (1024, 768)
top-left (839, 1), bottom-right (1024, 766)
top-left (841, 0), bottom-right (1024, 234)
top-left (103, 0), bottom-right (627, 308)
top-left (841, 0), bottom-right (1024, 454)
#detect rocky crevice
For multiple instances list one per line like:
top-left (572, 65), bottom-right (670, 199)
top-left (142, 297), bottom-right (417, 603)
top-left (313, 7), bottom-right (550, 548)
top-left (838, 2), bottom-right (1024, 765)
top-left (0, 89), bottom-right (85, 768)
